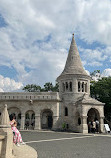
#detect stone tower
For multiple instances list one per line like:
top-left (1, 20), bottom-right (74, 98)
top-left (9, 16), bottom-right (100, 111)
top-left (57, 34), bottom-right (104, 133)
top-left (57, 34), bottom-right (90, 101)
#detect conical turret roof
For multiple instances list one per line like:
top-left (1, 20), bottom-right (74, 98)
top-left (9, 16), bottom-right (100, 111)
top-left (58, 34), bottom-right (89, 78)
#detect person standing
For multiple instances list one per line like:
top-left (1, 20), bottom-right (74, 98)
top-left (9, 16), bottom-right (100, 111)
top-left (95, 119), bottom-right (100, 133)
top-left (92, 120), bottom-right (96, 133)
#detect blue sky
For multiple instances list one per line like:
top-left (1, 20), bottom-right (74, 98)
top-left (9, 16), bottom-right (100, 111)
top-left (0, 0), bottom-right (111, 92)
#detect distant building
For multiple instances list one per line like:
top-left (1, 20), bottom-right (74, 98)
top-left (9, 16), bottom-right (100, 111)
top-left (0, 35), bottom-right (105, 133)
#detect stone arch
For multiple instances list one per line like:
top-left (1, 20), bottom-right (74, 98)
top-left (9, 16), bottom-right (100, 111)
top-left (87, 108), bottom-right (100, 133)
top-left (41, 109), bottom-right (53, 129)
top-left (25, 110), bottom-right (35, 130)
top-left (8, 107), bottom-right (21, 129)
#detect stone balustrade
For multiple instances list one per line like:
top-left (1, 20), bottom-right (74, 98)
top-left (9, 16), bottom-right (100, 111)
top-left (0, 92), bottom-right (60, 101)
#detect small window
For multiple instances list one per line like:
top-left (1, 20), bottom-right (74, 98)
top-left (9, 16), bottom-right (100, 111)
top-left (82, 82), bottom-right (84, 92)
top-left (66, 82), bottom-right (68, 91)
top-left (65, 107), bottom-right (68, 116)
top-left (78, 82), bottom-right (80, 92)
top-left (78, 117), bottom-right (81, 125)
top-left (85, 83), bottom-right (87, 92)
top-left (69, 82), bottom-right (72, 91)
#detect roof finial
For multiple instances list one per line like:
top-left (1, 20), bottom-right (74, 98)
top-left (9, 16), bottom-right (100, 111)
top-left (72, 33), bottom-right (74, 38)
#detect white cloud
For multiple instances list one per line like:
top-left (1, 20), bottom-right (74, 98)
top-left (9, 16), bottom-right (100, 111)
top-left (0, 75), bottom-right (23, 92)
top-left (101, 68), bottom-right (111, 77)
top-left (0, 0), bottom-right (111, 89)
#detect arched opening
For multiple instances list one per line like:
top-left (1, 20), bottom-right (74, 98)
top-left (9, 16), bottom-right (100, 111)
top-left (8, 107), bottom-right (21, 129)
top-left (82, 82), bottom-right (84, 92)
top-left (66, 82), bottom-right (68, 91)
top-left (78, 82), bottom-right (80, 92)
top-left (87, 108), bottom-right (100, 133)
top-left (25, 110), bottom-right (35, 130)
top-left (41, 109), bottom-right (53, 129)
top-left (65, 107), bottom-right (68, 116)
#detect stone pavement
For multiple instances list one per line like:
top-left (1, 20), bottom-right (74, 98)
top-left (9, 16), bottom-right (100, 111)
top-left (13, 144), bottom-right (37, 158)
top-left (21, 131), bottom-right (111, 158)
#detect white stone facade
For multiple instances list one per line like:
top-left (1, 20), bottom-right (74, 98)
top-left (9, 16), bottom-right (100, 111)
top-left (0, 35), bottom-right (105, 133)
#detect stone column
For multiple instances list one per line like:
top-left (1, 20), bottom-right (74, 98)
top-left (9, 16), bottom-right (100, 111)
top-left (52, 116), bottom-right (59, 130)
top-left (80, 82), bottom-right (82, 92)
top-left (100, 117), bottom-right (104, 133)
top-left (83, 83), bottom-right (85, 92)
top-left (34, 115), bottom-right (41, 130)
top-left (81, 116), bottom-right (88, 133)
top-left (0, 104), bottom-right (13, 158)
top-left (20, 114), bottom-right (25, 130)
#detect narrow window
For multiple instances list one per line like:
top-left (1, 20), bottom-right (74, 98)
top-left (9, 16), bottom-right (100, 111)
top-left (85, 83), bottom-right (87, 92)
top-left (66, 82), bottom-right (68, 91)
top-left (78, 117), bottom-right (81, 125)
top-left (82, 82), bottom-right (84, 92)
top-left (78, 82), bottom-right (80, 92)
top-left (69, 82), bottom-right (72, 91)
top-left (65, 107), bottom-right (68, 116)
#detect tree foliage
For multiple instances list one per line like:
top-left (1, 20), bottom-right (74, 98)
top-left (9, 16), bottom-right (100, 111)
top-left (90, 77), bottom-right (111, 121)
top-left (22, 84), bottom-right (41, 92)
top-left (22, 82), bottom-right (59, 92)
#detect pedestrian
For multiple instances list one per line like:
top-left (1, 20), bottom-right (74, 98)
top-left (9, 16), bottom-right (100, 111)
top-left (91, 120), bottom-right (96, 133)
top-left (10, 114), bottom-right (25, 146)
top-left (95, 119), bottom-right (99, 133)
top-left (88, 121), bottom-right (91, 133)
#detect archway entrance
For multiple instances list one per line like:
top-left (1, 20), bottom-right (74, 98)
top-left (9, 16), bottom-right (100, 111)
top-left (87, 108), bottom-right (100, 133)
top-left (41, 110), bottom-right (53, 129)
top-left (8, 107), bottom-right (21, 129)
top-left (25, 110), bottom-right (35, 130)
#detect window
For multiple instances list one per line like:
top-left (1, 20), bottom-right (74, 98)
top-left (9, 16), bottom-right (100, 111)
top-left (66, 82), bottom-right (68, 91)
top-left (82, 82), bottom-right (84, 92)
top-left (65, 107), bottom-right (68, 116)
top-left (69, 82), bottom-right (72, 91)
top-left (85, 83), bottom-right (87, 92)
top-left (78, 82), bottom-right (80, 92)
top-left (78, 117), bottom-right (81, 125)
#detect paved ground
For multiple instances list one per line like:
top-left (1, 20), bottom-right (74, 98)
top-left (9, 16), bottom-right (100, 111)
top-left (21, 131), bottom-right (111, 158)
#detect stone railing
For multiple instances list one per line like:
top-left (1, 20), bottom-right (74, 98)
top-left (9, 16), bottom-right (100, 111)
top-left (0, 92), bottom-right (60, 101)
top-left (0, 104), bottom-right (13, 158)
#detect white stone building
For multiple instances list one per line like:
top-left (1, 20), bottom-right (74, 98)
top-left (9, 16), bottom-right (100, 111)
top-left (0, 35), bottom-right (105, 133)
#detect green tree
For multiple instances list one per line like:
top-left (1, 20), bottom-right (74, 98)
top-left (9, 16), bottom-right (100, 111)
top-left (90, 77), bottom-right (111, 121)
top-left (43, 82), bottom-right (53, 92)
top-left (52, 83), bottom-right (59, 92)
top-left (22, 82), bottom-right (59, 92)
top-left (22, 84), bottom-right (41, 92)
